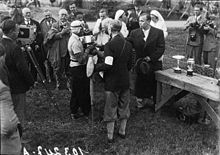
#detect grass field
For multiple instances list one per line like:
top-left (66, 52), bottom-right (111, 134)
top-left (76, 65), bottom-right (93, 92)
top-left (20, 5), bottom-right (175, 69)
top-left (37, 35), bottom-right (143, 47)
top-left (21, 26), bottom-right (220, 155)
top-left (14, 4), bottom-right (219, 155)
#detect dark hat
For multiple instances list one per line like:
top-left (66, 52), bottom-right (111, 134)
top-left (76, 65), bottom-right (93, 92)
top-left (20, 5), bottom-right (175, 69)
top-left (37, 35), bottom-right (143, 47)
top-left (135, 58), bottom-right (151, 75)
top-left (1, 19), bottom-right (16, 34)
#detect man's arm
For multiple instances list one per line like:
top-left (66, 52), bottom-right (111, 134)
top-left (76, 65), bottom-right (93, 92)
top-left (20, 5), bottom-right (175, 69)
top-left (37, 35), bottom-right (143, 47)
top-left (69, 40), bottom-right (88, 64)
top-left (149, 30), bottom-right (165, 62)
top-left (14, 46), bottom-right (34, 88)
top-left (93, 19), bottom-right (101, 36)
top-left (126, 30), bottom-right (134, 46)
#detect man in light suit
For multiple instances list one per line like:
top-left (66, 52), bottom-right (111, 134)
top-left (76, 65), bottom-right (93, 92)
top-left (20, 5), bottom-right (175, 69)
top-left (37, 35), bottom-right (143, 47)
top-left (127, 13), bottom-right (165, 109)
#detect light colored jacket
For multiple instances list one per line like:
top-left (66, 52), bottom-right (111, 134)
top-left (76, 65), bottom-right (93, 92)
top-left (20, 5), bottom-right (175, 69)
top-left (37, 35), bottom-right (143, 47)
top-left (0, 80), bottom-right (21, 155)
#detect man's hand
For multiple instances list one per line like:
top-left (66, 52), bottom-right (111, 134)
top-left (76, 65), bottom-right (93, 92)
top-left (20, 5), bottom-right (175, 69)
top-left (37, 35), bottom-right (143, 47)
top-left (61, 27), bottom-right (69, 35)
top-left (35, 45), bottom-right (39, 51)
top-left (85, 44), bottom-right (96, 55)
top-left (144, 56), bottom-right (151, 62)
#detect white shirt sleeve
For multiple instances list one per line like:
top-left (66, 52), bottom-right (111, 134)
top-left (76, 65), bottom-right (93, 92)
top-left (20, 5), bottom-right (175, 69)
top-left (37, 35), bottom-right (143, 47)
top-left (93, 19), bottom-right (102, 35)
top-left (120, 22), bottom-right (129, 38)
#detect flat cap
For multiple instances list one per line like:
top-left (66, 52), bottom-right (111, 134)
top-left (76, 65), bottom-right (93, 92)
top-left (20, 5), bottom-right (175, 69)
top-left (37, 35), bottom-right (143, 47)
top-left (71, 20), bottom-right (82, 27)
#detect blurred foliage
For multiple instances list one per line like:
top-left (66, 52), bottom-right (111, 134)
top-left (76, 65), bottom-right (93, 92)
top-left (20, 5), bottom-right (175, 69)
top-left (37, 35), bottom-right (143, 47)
top-left (90, 0), bottom-right (120, 19)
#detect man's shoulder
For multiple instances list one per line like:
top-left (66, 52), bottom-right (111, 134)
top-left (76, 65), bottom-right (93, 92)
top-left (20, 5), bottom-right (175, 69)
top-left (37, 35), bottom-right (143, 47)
top-left (31, 18), bottom-right (40, 24)
top-left (150, 26), bottom-right (163, 35)
top-left (130, 28), bottom-right (141, 35)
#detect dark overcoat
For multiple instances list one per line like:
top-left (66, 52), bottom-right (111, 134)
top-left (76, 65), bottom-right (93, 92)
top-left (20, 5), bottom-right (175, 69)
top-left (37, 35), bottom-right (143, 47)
top-left (127, 26), bottom-right (165, 98)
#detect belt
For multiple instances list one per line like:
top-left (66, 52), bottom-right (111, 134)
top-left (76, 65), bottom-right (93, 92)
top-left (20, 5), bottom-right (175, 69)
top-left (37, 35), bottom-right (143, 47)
top-left (70, 59), bottom-right (78, 62)
top-left (70, 61), bottom-right (81, 67)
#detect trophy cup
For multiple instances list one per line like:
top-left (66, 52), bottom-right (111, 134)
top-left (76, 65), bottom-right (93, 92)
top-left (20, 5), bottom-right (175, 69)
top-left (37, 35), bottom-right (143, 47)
top-left (172, 55), bottom-right (185, 73)
top-left (187, 58), bottom-right (195, 76)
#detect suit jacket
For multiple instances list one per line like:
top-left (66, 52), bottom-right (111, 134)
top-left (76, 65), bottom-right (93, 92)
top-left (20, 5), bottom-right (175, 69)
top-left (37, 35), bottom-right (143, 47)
top-left (2, 37), bottom-right (34, 94)
top-left (127, 26), bottom-right (165, 65)
top-left (127, 26), bottom-right (165, 98)
top-left (95, 34), bottom-right (133, 91)
top-left (52, 20), bottom-right (70, 58)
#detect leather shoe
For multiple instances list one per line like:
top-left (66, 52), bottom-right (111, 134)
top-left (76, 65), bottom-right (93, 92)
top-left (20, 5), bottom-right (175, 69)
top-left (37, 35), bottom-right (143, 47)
top-left (107, 138), bottom-right (114, 143)
top-left (117, 132), bottom-right (126, 139)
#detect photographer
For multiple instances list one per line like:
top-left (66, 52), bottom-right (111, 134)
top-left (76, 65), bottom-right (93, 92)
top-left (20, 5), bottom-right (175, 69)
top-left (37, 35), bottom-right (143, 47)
top-left (1, 19), bottom-right (34, 129)
top-left (185, 4), bottom-right (207, 65)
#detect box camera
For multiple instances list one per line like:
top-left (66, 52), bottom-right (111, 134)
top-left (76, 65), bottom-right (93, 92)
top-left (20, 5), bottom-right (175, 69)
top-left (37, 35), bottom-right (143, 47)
top-left (17, 24), bottom-right (36, 46)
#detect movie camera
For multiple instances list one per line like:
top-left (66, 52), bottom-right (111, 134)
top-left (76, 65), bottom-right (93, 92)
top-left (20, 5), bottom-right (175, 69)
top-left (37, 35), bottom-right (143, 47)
top-left (17, 24), bottom-right (37, 46)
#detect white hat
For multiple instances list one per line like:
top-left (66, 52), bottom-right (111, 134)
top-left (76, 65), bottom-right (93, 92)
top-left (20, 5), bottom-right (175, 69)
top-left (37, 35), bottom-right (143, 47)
top-left (58, 9), bottom-right (68, 16)
top-left (22, 7), bottom-right (31, 15)
top-left (114, 10), bottom-right (124, 20)
top-left (70, 20), bottom-right (82, 28)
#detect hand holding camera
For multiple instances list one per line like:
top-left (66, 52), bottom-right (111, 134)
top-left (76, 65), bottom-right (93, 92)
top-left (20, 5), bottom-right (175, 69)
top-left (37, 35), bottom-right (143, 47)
top-left (61, 27), bottom-right (69, 35)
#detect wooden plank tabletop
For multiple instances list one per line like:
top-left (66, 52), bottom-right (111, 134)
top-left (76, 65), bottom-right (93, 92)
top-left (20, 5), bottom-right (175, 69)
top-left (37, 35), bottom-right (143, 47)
top-left (155, 68), bottom-right (220, 102)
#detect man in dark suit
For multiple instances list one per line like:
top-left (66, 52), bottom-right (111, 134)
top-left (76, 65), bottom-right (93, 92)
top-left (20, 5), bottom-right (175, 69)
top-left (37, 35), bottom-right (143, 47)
top-left (95, 20), bottom-right (133, 142)
top-left (127, 13), bottom-right (165, 109)
top-left (1, 19), bottom-right (34, 128)
top-left (21, 7), bottom-right (44, 84)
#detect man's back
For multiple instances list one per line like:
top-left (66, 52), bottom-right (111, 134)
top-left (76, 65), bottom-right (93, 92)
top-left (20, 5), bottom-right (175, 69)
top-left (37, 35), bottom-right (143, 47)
top-left (2, 38), bottom-right (34, 94)
top-left (104, 34), bottom-right (133, 91)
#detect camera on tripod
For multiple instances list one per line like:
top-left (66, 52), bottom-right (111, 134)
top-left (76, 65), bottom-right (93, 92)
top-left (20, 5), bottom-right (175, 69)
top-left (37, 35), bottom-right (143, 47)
top-left (17, 24), bottom-right (37, 46)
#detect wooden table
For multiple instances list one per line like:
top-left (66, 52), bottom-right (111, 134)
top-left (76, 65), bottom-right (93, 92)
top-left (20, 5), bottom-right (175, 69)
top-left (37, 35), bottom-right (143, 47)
top-left (155, 68), bottom-right (220, 128)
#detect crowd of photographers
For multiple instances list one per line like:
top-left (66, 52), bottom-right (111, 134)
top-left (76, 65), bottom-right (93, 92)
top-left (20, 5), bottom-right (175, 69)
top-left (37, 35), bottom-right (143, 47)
top-left (0, 1), bottom-right (220, 154)
top-left (185, 3), bottom-right (220, 67)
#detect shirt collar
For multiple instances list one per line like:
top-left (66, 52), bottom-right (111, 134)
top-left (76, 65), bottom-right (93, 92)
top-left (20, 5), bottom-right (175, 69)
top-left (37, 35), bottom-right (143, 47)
top-left (24, 18), bottom-right (30, 21)
top-left (71, 33), bottom-right (80, 40)
top-left (142, 27), bottom-right (150, 33)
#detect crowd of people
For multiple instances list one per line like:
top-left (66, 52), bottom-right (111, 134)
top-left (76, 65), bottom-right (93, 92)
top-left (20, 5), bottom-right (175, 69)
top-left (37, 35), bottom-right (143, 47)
top-left (0, 1), bottom-right (220, 154)
top-left (185, 3), bottom-right (220, 67)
